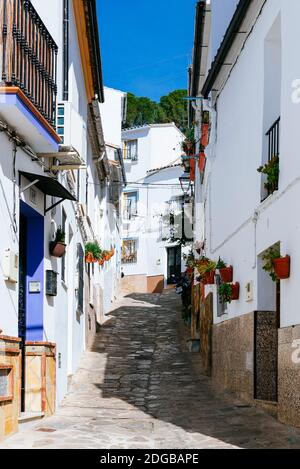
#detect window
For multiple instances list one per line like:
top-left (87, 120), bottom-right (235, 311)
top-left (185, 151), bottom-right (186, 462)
top-left (123, 192), bottom-right (138, 220)
top-left (123, 140), bottom-right (138, 161)
top-left (122, 239), bottom-right (138, 264)
top-left (0, 365), bottom-right (13, 403)
top-left (61, 209), bottom-right (67, 283)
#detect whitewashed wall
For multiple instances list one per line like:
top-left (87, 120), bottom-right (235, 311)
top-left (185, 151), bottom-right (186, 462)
top-left (122, 125), bottom-right (184, 282)
top-left (198, 0), bottom-right (300, 329)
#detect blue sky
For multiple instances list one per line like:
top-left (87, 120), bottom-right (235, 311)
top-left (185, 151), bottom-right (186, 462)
top-left (96, 0), bottom-right (197, 102)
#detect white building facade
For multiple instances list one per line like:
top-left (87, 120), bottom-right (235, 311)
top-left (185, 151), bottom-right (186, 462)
top-left (121, 124), bottom-right (190, 294)
top-left (0, 0), bottom-right (124, 439)
top-left (190, 0), bottom-right (300, 427)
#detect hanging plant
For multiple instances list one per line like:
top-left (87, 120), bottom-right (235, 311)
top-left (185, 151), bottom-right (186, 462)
top-left (196, 260), bottom-right (217, 285)
top-left (181, 128), bottom-right (196, 156)
top-left (102, 250), bottom-right (111, 262)
top-left (85, 241), bottom-right (102, 263)
top-left (50, 226), bottom-right (66, 258)
top-left (183, 250), bottom-right (196, 269)
top-left (257, 156), bottom-right (279, 195)
top-left (216, 257), bottom-right (233, 283)
top-left (219, 282), bottom-right (240, 304)
top-left (262, 246), bottom-right (290, 281)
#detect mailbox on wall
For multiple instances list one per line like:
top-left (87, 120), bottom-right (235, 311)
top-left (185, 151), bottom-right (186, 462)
top-left (46, 270), bottom-right (58, 296)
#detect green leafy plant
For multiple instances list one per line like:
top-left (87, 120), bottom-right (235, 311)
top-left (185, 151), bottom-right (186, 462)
top-left (216, 257), bottom-right (226, 269)
top-left (219, 283), bottom-right (233, 304)
top-left (257, 156), bottom-right (279, 195)
top-left (262, 245), bottom-right (281, 281)
top-left (183, 250), bottom-right (196, 268)
top-left (181, 128), bottom-right (196, 155)
top-left (85, 241), bottom-right (102, 260)
top-left (55, 226), bottom-right (65, 243)
top-left (196, 260), bottom-right (217, 279)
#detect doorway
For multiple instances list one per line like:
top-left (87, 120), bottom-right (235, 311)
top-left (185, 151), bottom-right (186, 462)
top-left (167, 246), bottom-right (181, 284)
top-left (18, 201), bottom-right (44, 411)
top-left (255, 251), bottom-right (279, 402)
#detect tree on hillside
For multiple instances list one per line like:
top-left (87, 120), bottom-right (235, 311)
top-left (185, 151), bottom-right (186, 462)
top-left (124, 90), bottom-right (188, 134)
top-left (125, 93), bottom-right (167, 128)
top-left (160, 89), bottom-right (188, 133)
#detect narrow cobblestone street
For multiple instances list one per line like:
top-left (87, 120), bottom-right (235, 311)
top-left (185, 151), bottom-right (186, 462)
top-left (2, 291), bottom-right (300, 449)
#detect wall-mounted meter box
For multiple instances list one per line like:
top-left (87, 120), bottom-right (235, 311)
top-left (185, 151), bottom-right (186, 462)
top-left (46, 270), bottom-right (58, 297)
top-left (3, 249), bottom-right (19, 283)
top-left (246, 281), bottom-right (254, 302)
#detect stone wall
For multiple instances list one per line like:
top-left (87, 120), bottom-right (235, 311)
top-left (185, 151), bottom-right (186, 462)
top-left (254, 311), bottom-right (278, 402)
top-left (25, 342), bottom-right (56, 417)
top-left (147, 275), bottom-right (164, 294)
top-left (212, 313), bottom-right (254, 402)
top-left (0, 335), bottom-right (21, 439)
top-left (278, 325), bottom-right (300, 427)
top-left (120, 274), bottom-right (148, 296)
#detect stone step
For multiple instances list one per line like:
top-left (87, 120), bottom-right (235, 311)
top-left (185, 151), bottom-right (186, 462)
top-left (18, 412), bottom-right (45, 425)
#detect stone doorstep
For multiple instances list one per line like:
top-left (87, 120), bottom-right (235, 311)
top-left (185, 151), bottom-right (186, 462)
top-left (253, 399), bottom-right (278, 418)
top-left (18, 412), bottom-right (45, 424)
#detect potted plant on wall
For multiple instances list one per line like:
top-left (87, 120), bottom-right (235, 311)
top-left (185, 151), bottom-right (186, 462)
top-left (196, 259), bottom-right (217, 285)
top-left (219, 282), bottom-right (240, 304)
top-left (262, 246), bottom-right (290, 281)
top-left (50, 226), bottom-right (66, 258)
top-left (85, 241), bottom-right (102, 263)
top-left (257, 155), bottom-right (279, 196)
top-left (181, 128), bottom-right (196, 157)
top-left (217, 257), bottom-right (233, 283)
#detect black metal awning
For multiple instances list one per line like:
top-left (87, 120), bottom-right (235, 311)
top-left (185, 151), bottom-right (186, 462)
top-left (19, 171), bottom-right (77, 214)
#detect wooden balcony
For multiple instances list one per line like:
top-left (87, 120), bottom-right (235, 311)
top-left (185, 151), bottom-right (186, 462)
top-left (0, 0), bottom-right (58, 126)
top-left (0, 1), bottom-right (60, 152)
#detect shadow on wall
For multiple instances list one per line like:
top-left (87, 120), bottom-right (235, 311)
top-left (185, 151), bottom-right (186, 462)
top-left (88, 291), bottom-right (293, 449)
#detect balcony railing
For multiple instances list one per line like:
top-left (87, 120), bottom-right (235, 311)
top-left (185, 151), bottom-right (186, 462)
top-left (121, 253), bottom-right (137, 264)
top-left (0, 0), bottom-right (58, 127)
top-left (266, 117), bottom-right (280, 164)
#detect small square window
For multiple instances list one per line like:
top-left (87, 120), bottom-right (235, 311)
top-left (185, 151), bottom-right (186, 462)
top-left (57, 107), bottom-right (65, 116)
top-left (57, 117), bottom-right (64, 126)
top-left (0, 366), bottom-right (13, 403)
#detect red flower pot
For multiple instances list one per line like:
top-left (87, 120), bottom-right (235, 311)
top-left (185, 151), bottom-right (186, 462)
top-left (220, 266), bottom-right (233, 283)
top-left (50, 241), bottom-right (66, 258)
top-left (204, 270), bottom-right (215, 285)
top-left (199, 152), bottom-right (206, 173)
top-left (231, 283), bottom-right (240, 301)
top-left (85, 253), bottom-right (94, 263)
top-left (273, 256), bottom-right (290, 280)
top-left (201, 123), bottom-right (210, 148)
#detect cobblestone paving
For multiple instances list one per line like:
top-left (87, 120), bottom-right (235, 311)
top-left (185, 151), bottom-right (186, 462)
top-left (2, 291), bottom-right (300, 449)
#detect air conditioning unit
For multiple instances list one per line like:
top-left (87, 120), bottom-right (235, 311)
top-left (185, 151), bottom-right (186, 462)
top-left (57, 102), bottom-right (87, 161)
top-left (3, 249), bottom-right (18, 283)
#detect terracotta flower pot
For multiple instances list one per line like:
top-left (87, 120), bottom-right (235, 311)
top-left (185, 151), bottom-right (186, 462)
top-left (85, 253), bottom-right (94, 263)
top-left (231, 283), bottom-right (240, 301)
top-left (201, 123), bottom-right (210, 148)
top-left (220, 266), bottom-right (233, 283)
top-left (98, 259), bottom-right (104, 266)
top-left (273, 256), bottom-right (290, 280)
top-left (204, 270), bottom-right (215, 285)
top-left (50, 241), bottom-right (66, 258)
top-left (199, 152), bottom-right (206, 173)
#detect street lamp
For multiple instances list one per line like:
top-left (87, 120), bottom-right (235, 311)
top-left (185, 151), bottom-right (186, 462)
top-left (179, 172), bottom-right (191, 198)
top-left (182, 154), bottom-right (191, 173)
